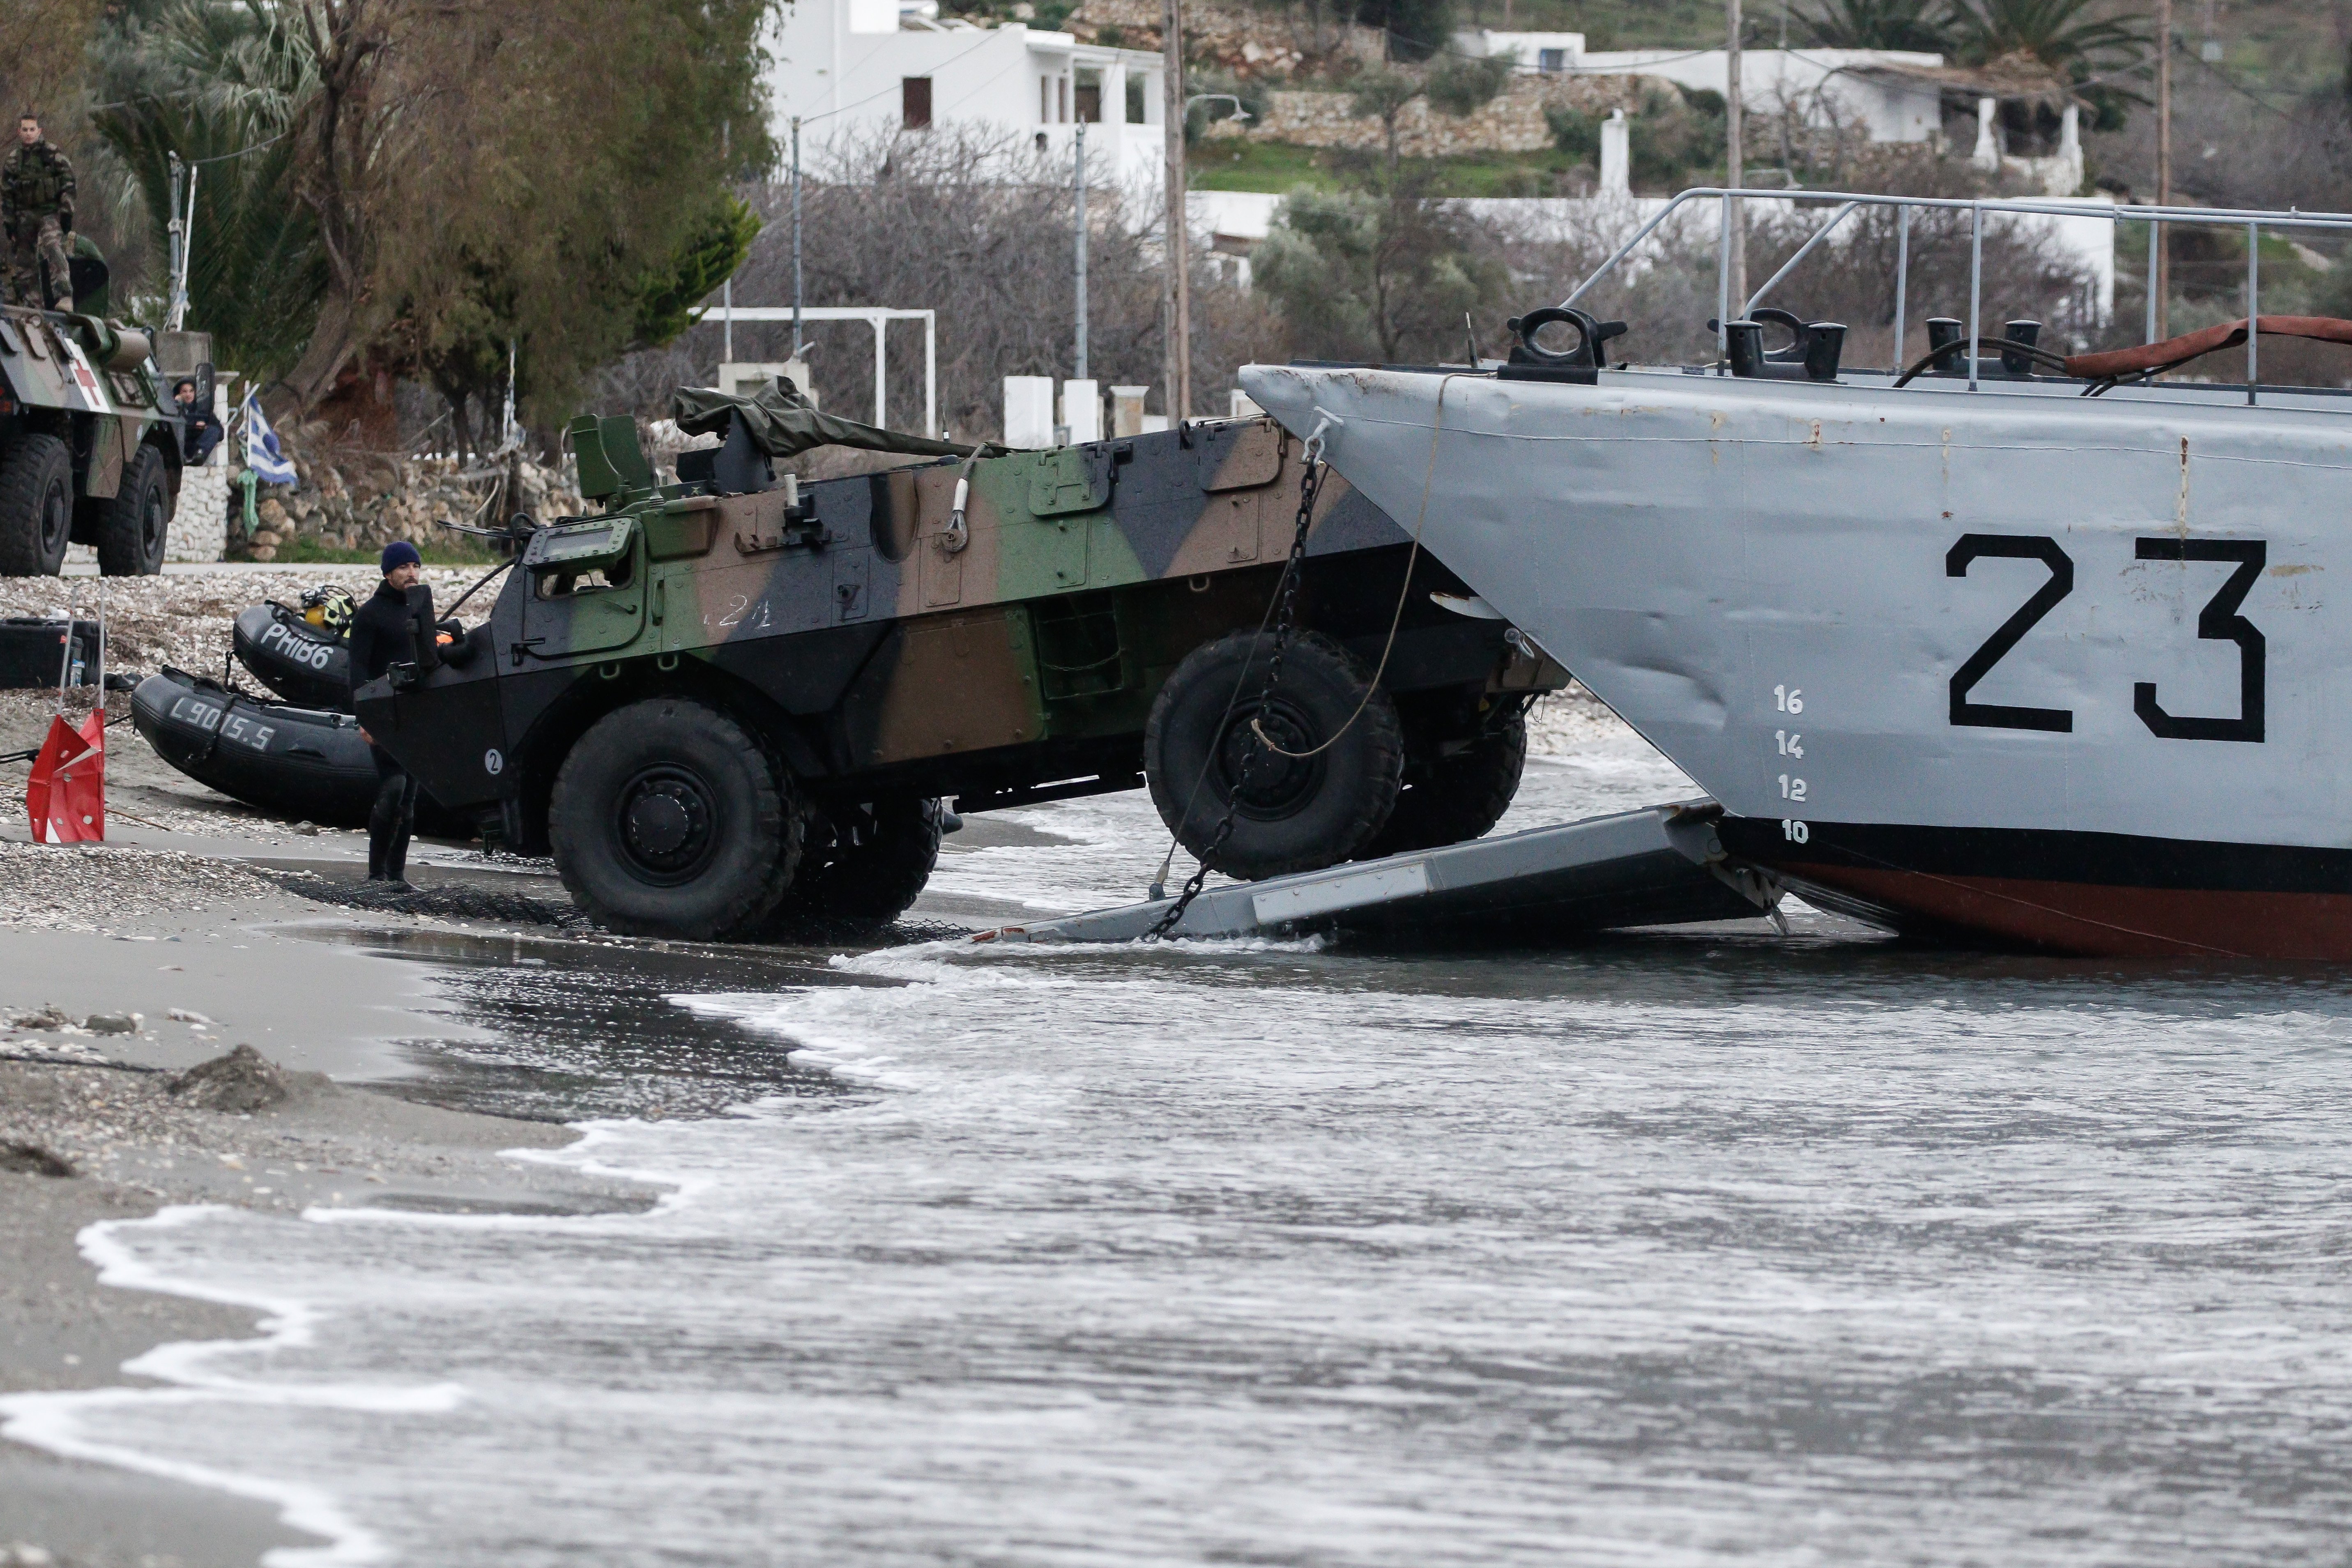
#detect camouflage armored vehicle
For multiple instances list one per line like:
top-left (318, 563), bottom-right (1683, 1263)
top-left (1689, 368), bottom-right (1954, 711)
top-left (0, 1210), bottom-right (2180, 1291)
top-left (0, 297), bottom-right (189, 576)
top-left (358, 386), bottom-right (1566, 939)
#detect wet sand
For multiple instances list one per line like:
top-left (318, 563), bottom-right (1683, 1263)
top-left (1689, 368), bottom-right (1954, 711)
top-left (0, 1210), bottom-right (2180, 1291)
top-left (0, 857), bottom-right (659, 1566)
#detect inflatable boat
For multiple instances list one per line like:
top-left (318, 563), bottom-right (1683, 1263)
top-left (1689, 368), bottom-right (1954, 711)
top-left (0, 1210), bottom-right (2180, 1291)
top-left (131, 668), bottom-right (476, 837)
top-left (231, 602), bottom-right (351, 709)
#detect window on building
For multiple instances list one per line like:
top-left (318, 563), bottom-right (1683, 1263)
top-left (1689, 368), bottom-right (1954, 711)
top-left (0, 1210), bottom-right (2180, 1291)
top-left (1041, 76), bottom-right (1052, 124)
top-left (902, 76), bottom-right (932, 128)
top-left (1075, 69), bottom-right (1102, 124)
top-left (1057, 76), bottom-right (1069, 123)
top-left (1127, 74), bottom-right (1147, 124)
top-left (1538, 48), bottom-right (1565, 72)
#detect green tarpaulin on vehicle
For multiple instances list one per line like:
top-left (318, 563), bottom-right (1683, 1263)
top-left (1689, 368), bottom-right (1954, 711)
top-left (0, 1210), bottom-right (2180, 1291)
top-left (671, 378), bottom-right (1001, 460)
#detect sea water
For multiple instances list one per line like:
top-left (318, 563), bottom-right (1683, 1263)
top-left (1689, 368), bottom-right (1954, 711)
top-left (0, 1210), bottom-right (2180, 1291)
top-left (17, 721), bottom-right (2352, 1565)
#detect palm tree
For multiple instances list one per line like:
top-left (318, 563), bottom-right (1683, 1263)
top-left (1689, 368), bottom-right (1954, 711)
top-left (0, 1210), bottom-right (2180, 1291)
top-left (1949, 0), bottom-right (2149, 77)
top-left (1802, 0), bottom-right (1956, 54)
top-left (92, 1), bottom-right (327, 381)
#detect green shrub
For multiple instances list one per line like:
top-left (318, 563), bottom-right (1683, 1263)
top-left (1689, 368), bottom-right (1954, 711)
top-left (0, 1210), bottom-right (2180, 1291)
top-left (1426, 51), bottom-right (1515, 116)
top-left (1546, 105), bottom-right (1599, 162)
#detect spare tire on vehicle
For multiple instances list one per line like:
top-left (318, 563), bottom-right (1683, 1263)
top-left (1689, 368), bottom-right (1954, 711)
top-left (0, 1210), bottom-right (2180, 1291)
top-left (1144, 629), bottom-right (1405, 881)
top-left (233, 602), bottom-right (352, 709)
top-left (131, 668), bottom-right (477, 836)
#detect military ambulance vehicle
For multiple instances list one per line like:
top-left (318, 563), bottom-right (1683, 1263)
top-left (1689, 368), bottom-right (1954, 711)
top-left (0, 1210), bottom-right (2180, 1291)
top-left (359, 391), bottom-right (1566, 939)
top-left (1, 279), bottom-right (190, 575)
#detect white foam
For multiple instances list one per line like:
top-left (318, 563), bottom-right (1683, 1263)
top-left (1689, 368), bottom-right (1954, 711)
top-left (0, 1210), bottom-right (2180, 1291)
top-left (0, 1205), bottom-right (454, 1568)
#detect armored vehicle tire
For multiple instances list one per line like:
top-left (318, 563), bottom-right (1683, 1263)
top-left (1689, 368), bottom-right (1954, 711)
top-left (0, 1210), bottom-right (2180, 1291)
top-left (762, 796), bottom-right (945, 933)
top-left (0, 434), bottom-right (74, 577)
top-left (92, 444), bottom-right (171, 576)
top-left (1359, 709), bottom-right (1528, 859)
top-left (549, 698), bottom-right (804, 940)
top-left (1145, 629), bottom-right (1404, 881)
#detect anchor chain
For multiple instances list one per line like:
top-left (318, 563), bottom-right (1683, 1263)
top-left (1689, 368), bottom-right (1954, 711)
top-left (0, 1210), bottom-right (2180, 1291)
top-left (1143, 448), bottom-right (1326, 941)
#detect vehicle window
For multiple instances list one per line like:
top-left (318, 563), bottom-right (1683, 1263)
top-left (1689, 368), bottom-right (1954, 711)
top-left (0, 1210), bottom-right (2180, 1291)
top-left (535, 560), bottom-right (630, 599)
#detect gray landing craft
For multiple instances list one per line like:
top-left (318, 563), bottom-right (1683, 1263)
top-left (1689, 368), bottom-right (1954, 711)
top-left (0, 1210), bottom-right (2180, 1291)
top-left (1245, 188), bottom-right (2352, 961)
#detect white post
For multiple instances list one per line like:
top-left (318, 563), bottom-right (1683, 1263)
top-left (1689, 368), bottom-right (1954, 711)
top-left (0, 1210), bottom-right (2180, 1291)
top-left (872, 315), bottom-right (887, 427)
top-left (1075, 119), bottom-right (1089, 382)
top-left (1971, 97), bottom-right (1999, 170)
top-left (1110, 384), bottom-right (1148, 437)
top-left (924, 312), bottom-right (939, 437)
top-left (1004, 376), bottom-right (1056, 448)
top-left (2053, 101), bottom-right (2083, 195)
top-left (1062, 379), bottom-right (1101, 444)
top-left (1598, 109), bottom-right (1629, 196)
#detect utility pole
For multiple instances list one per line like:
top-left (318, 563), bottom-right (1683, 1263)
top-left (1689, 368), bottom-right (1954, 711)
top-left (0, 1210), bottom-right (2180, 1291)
top-left (792, 116), bottom-right (805, 366)
top-left (1726, 0), bottom-right (1746, 314)
top-left (1074, 118), bottom-right (1089, 381)
top-left (2155, 0), bottom-right (2172, 341)
top-left (1161, 0), bottom-right (1191, 422)
top-left (720, 122), bottom-right (734, 366)
top-left (166, 154), bottom-right (184, 329)
top-left (164, 153), bottom-right (197, 333)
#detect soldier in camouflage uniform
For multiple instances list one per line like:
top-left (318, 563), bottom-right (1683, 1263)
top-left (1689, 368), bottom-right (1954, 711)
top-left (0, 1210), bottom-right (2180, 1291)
top-left (2, 111), bottom-right (76, 313)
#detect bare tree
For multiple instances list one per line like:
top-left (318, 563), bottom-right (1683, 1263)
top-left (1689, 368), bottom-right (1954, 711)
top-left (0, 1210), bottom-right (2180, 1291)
top-left (608, 126), bottom-right (1261, 442)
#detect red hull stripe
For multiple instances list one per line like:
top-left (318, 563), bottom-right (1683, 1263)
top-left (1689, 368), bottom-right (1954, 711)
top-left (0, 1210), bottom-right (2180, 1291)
top-left (1717, 817), bottom-right (2352, 960)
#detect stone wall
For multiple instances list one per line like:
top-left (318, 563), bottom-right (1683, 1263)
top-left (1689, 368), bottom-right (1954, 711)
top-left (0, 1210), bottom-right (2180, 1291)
top-left (1067, 0), bottom-right (1382, 75)
top-left (222, 453), bottom-right (582, 562)
top-left (166, 457), bottom-right (232, 564)
top-left (1204, 74), bottom-right (1648, 159)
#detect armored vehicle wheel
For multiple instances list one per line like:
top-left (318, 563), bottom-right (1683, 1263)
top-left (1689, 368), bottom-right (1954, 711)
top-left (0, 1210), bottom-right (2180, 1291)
top-left (0, 434), bottom-right (74, 577)
top-left (761, 796), bottom-right (945, 934)
top-left (1145, 629), bottom-right (1404, 881)
top-left (549, 698), bottom-right (803, 939)
top-left (92, 444), bottom-right (171, 576)
top-left (1358, 708), bottom-right (1528, 859)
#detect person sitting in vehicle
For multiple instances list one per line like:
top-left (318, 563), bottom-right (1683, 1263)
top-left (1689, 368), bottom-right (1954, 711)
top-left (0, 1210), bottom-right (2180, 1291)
top-left (173, 378), bottom-right (223, 466)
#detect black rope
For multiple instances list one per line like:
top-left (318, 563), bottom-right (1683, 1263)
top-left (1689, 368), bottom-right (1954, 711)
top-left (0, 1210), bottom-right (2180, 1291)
top-left (1892, 334), bottom-right (2076, 387)
top-left (1143, 454), bottom-right (1326, 942)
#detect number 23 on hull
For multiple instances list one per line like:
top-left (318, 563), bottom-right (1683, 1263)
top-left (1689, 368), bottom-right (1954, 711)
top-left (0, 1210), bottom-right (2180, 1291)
top-left (1238, 361), bottom-right (2352, 961)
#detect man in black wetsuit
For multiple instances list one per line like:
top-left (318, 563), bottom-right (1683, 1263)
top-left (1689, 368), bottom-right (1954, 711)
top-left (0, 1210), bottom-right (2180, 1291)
top-left (349, 541), bottom-right (439, 884)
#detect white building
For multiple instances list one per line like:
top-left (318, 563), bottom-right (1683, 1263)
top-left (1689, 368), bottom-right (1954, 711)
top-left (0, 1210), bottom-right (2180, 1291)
top-left (767, 0), bottom-right (1171, 188)
top-left (1451, 29), bottom-right (1587, 74)
top-left (1450, 33), bottom-right (1945, 146)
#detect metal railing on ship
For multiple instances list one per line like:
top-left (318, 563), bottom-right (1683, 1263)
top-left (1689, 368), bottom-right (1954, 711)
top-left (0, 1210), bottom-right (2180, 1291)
top-left (1561, 186), bottom-right (2352, 405)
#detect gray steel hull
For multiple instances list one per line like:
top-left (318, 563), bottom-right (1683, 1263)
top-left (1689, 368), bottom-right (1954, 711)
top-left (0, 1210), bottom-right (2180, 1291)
top-left (1240, 363), bottom-right (2352, 958)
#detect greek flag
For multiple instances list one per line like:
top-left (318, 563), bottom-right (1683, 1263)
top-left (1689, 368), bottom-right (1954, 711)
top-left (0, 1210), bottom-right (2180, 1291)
top-left (244, 390), bottom-right (297, 486)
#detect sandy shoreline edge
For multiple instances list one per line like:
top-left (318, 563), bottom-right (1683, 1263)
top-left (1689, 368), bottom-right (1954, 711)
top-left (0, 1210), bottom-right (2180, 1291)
top-left (0, 880), bottom-right (661, 1568)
